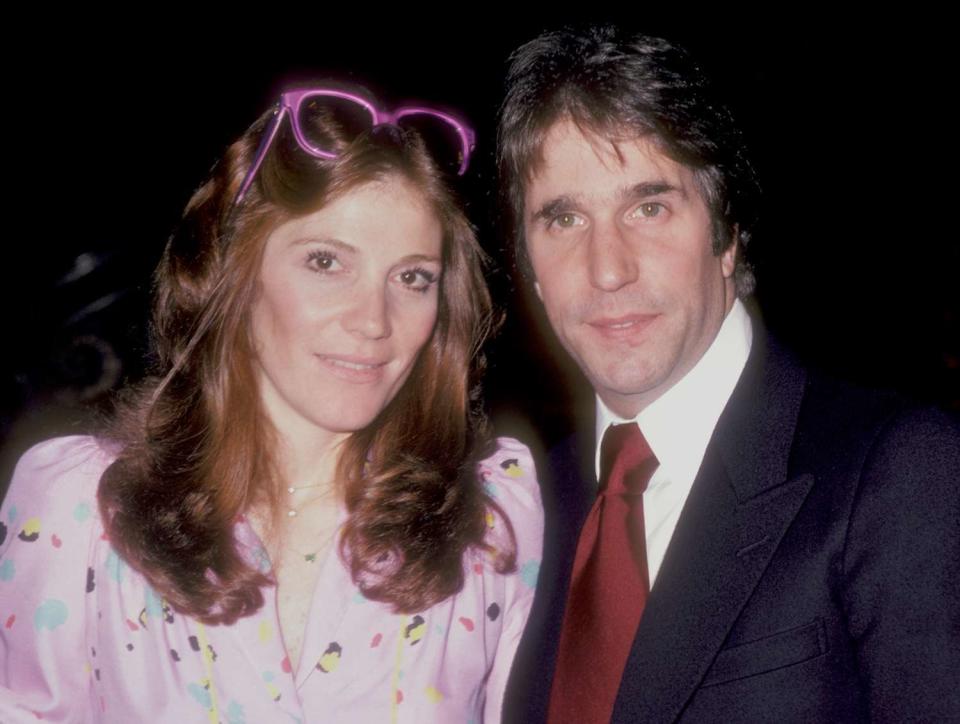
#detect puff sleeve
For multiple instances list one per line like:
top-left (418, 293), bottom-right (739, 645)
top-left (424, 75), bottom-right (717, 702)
top-left (0, 437), bottom-right (113, 723)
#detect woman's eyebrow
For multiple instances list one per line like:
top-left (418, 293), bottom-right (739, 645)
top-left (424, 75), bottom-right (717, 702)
top-left (395, 253), bottom-right (442, 264)
top-left (291, 237), bottom-right (357, 253)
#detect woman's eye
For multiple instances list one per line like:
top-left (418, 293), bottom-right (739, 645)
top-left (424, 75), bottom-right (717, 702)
top-left (397, 267), bottom-right (438, 293)
top-left (307, 250), bottom-right (341, 273)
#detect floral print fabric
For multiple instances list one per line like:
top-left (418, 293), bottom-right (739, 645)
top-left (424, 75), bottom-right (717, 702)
top-left (0, 436), bottom-right (542, 723)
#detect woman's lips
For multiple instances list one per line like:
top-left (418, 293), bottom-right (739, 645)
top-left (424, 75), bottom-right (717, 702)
top-left (315, 354), bottom-right (388, 383)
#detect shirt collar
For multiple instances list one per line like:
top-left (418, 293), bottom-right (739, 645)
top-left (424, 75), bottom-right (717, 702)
top-left (595, 299), bottom-right (753, 482)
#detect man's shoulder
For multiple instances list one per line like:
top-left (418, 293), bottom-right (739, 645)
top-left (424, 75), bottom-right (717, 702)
top-left (791, 358), bottom-right (959, 468)
top-left (742, 327), bottom-right (954, 450)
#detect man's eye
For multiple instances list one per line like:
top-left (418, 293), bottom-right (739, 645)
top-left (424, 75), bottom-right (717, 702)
top-left (635, 202), bottom-right (664, 218)
top-left (551, 212), bottom-right (582, 229)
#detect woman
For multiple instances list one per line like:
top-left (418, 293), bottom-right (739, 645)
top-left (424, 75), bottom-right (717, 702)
top-left (0, 85), bottom-right (542, 722)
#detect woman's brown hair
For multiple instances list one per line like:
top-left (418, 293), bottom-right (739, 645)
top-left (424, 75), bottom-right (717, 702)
top-left (98, 89), bottom-right (511, 624)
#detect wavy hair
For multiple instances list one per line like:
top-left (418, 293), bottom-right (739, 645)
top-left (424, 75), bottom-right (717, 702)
top-left (99, 87), bottom-right (510, 624)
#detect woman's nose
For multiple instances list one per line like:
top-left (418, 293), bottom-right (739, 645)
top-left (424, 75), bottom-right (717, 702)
top-left (341, 285), bottom-right (392, 339)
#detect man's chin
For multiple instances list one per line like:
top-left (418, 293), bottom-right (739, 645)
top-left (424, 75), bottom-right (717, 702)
top-left (590, 371), bottom-right (670, 413)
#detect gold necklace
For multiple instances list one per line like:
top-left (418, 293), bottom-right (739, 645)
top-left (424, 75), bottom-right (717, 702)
top-left (285, 482), bottom-right (329, 518)
top-left (281, 526), bottom-right (338, 564)
top-left (279, 483), bottom-right (338, 562)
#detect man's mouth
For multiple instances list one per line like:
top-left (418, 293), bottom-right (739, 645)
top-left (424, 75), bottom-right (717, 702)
top-left (588, 313), bottom-right (659, 334)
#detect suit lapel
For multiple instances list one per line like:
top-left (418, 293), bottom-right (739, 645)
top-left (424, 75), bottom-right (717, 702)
top-left (612, 333), bottom-right (815, 723)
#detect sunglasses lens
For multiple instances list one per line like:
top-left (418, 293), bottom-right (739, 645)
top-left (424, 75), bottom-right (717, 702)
top-left (296, 94), bottom-right (376, 155)
top-left (397, 113), bottom-right (469, 175)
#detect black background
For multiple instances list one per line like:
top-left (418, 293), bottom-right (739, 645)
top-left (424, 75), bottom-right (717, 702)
top-left (3, 14), bottom-right (956, 483)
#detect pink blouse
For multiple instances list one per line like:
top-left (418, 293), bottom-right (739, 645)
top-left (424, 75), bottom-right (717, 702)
top-left (0, 436), bottom-right (542, 723)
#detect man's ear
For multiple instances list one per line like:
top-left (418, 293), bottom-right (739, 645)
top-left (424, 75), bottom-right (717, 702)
top-left (721, 226), bottom-right (738, 279)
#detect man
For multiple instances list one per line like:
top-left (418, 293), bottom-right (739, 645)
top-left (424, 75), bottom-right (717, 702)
top-left (498, 26), bottom-right (959, 723)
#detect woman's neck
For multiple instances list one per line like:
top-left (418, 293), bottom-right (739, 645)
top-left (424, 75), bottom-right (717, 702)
top-left (277, 431), bottom-right (344, 494)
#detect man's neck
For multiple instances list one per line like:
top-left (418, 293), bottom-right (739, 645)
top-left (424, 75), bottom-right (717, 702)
top-left (594, 299), bottom-right (753, 479)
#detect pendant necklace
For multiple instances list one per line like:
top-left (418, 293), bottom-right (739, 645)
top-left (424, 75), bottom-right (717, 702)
top-left (283, 520), bottom-right (338, 565)
top-left (283, 482), bottom-right (337, 563)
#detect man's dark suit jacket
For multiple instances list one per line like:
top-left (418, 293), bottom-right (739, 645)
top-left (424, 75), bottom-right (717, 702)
top-left (503, 328), bottom-right (960, 723)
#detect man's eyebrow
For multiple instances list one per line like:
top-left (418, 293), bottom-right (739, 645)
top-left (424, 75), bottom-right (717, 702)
top-left (530, 196), bottom-right (577, 223)
top-left (621, 181), bottom-right (684, 200)
top-left (530, 182), bottom-right (686, 222)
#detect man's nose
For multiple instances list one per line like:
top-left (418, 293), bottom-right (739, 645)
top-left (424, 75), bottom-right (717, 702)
top-left (588, 221), bottom-right (639, 292)
top-left (342, 284), bottom-right (392, 339)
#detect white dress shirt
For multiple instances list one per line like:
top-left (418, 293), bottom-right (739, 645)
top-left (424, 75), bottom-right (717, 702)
top-left (594, 299), bottom-right (753, 587)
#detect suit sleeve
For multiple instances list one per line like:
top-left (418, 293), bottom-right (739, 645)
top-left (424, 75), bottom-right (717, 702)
top-left (0, 437), bottom-right (109, 723)
top-left (480, 438), bottom-right (544, 724)
top-left (842, 407), bottom-right (960, 721)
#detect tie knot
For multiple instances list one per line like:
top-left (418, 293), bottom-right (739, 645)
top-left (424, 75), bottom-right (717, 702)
top-left (599, 422), bottom-right (657, 496)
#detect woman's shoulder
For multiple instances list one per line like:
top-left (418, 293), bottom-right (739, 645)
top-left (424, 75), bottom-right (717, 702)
top-left (8, 434), bottom-right (117, 486)
top-left (476, 437), bottom-right (542, 524)
top-left (11, 435), bottom-right (117, 482)
top-left (2, 436), bottom-right (116, 548)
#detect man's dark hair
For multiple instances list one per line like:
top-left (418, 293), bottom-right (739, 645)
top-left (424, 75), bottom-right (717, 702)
top-left (497, 25), bottom-right (760, 296)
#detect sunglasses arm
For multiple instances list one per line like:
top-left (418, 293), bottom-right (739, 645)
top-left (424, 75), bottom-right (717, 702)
top-left (233, 105), bottom-right (288, 206)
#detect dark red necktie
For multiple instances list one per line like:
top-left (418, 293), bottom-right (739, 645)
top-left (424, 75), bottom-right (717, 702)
top-left (548, 422), bottom-right (658, 723)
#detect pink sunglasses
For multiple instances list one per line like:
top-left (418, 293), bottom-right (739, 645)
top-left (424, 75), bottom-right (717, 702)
top-left (235, 87), bottom-right (477, 204)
